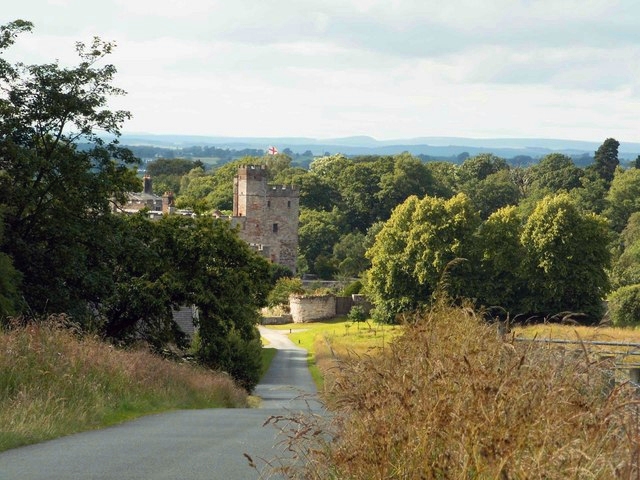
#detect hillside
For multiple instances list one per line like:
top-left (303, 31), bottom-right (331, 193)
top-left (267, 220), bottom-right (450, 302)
top-left (120, 133), bottom-right (640, 161)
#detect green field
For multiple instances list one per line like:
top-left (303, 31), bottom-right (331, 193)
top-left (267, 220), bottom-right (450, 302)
top-left (264, 318), bottom-right (400, 390)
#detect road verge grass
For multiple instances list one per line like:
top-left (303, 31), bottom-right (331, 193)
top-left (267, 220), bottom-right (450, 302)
top-left (270, 304), bottom-right (640, 479)
top-left (263, 318), bottom-right (400, 392)
top-left (0, 317), bottom-right (249, 452)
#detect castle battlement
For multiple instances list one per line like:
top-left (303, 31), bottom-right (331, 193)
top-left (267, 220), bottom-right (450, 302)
top-left (237, 164), bottom-right (268, 181)
top-left (267, 185), bottom-right (300, 197)
top-left (233, 165), bottom-right (299, 273)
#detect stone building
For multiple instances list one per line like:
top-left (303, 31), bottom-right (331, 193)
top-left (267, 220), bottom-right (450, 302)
top-left (231, 165), bottom-right (300, 273)
top-left (117, 175), bottom-right (179, 218)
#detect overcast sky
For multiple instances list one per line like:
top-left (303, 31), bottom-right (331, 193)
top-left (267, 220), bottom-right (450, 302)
top-left (3, 1), bottom-right (640, 142)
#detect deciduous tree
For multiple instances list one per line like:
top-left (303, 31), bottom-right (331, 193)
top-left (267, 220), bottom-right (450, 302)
top-left (520, 194), bottom-right (611, 321)
top-left (0, 21), bottom-right (139, 318)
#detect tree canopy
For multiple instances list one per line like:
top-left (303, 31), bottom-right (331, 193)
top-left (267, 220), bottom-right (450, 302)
top-left (0, 21), bottom-right (139, 317)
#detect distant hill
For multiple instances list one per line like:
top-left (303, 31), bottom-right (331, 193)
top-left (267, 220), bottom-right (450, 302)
top-left (119, 134), bottom-right (640, 161)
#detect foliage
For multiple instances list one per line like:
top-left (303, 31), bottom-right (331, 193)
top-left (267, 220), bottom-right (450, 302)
top-left (341, 280), bottom-right (362, 296)
top-left (274, 168), bottom-right (338, 211)
top-left (332, 231), bottom-right (369, 277)
top-left (589, 137), bottom-right (620, 184)
top-left (347, 305), bottom-right (367, 322)
top-left (605, 167), bottom-right (640, 232)
top-left (298, 208), bottom-right (343, 274)
top-left (97, 214), bottom-right (271, 390)
top-left (0, 21), bottom-right (140, 318)
top-left (457, 153), bottom-right (509, 184)
top-left (520, 193), bottom-right (611, 321)
top-left (162, 215), bottom-right (271, 391)
top-left (569, 172), bottom-right (609, 214)
top-left (268, 262), bottom-right (293, 285)
top-left (528, 153), bottom-right (583, 193)
top-left (146, 157), bottom-right (197, 177)
top-left (474, 205), bottom-right (526, 312)
top-left (267, 277), bottom-right (304, 309)
top-left (145, 157), bottom-right (198, 195)
top-left (461, 169), bottom-right (521, 219)
top-left (608, 284), bottom-right (640, 327)
top-left (365, 194), bottom-right (480, 323)
top-left (0, 210), bottom-right (20, 318)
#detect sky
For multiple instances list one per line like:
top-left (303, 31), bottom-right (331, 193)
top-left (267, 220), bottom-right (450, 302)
top-left (2, 0), bottom-right (640, 142)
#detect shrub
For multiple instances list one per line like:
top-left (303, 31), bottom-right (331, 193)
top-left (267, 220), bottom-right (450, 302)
top-left (267, 277), bottom-right (305, 309)
top-left (347, 305), bottom-right (366, 323)
top-left (341, 280), bottom-right (362, 297)
top-left (608, 284), bottom-right (640, 327)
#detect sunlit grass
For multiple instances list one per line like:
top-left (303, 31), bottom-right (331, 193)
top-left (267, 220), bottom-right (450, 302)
top-left (0, 317), bottom-right (249, 452)
top-left (274, 304), bottom-right (640, 479)
top-left (263, 318), bottom-right (400, 391)
top-left (514, 322), bottom-right (640, 366)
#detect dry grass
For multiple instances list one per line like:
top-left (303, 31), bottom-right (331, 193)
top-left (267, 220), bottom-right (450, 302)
top-left (516, 322), bottom-right (640, 343)
top-left (0, 316), bottom-right (248, 451)
top-left (269, 304), bottom-right (640, 479)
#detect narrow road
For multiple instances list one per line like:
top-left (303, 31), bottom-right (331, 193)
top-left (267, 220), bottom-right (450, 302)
top-left (0, 327), bottom-right (321, 480)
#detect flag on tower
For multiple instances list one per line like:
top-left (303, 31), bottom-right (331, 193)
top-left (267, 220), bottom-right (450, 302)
top-left (267, 146), bottom-right (279, 155)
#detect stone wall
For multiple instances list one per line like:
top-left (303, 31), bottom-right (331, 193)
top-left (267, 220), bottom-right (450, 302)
top-left (262, 315), bottom-right (293, 325)
top-left (290, 295), bottom-right (337, 323)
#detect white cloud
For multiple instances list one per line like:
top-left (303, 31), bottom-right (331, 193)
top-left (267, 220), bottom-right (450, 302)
top-left (2, 0), bottom-right (640, 141)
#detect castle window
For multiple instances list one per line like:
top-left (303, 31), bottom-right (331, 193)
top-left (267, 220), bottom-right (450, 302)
top-left (267, 200), bottom-right (271, 208)
top-left (287, 200), bottom-right (291, 208)
top-left (273, 223), bottom-right (278, 233)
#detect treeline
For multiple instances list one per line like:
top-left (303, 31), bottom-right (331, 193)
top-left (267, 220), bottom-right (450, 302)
top-left (161, 137), bottom-right (640, 325)
top-left (0, 21), bottom-right (271, 391)
top-left (128, 144), bottom-right (265, 162)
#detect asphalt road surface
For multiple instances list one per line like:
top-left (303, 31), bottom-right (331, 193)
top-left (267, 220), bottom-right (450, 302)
top-left (0, 326), bottom-right (322, 480)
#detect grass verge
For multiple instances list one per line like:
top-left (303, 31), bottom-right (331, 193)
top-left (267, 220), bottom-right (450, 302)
top-left (263, 318), bottom-right (400, 391)
top-left (0, 318), bottom-right (249, 452)
top-left (273, 303), bottom-right (640, 479)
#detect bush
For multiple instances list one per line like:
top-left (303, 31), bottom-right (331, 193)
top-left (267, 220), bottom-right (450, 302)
top-left (267, 277), bottom-right (305, 309)
top-left (608, 284), bottom-right (640, 327)
top-left (341, 280), bottom-right (362, 297)
top-left (347, 305), bottom-right (366, 323)
top-left (196, 326), bottom-right (263, 392)
top-left (268, 263), bottom-right (293, 285)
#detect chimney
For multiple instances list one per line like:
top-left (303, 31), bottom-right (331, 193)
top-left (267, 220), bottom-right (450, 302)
top-left (143, 175), bottom-right (153, 194)
top-left (162, 191), bottom-right (175, 215)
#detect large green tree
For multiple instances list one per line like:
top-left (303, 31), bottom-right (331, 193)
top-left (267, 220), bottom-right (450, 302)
top-left (589, 137), bottom-right (619, 184)
top-left (0, 21), bottom-right (139, 318)
top-left (520, 194), bottom-right (611, 321)
top-left (604, 167), bottom-right (640, 232)
top-left (101, 214), bottom-right (271, 390)
top-left (365, 194), bottom-right (480, 323)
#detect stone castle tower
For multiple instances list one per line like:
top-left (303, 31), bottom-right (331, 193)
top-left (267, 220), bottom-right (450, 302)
top-left (232, 165), bottom-right (300, 273)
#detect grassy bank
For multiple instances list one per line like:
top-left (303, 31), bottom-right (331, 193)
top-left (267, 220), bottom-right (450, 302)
top-left (273, 306), bottom-right (640, 479)
top-left (0, 318), bottom-right (249, 452)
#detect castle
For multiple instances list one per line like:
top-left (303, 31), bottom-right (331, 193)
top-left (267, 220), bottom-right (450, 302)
top-left (230, 165), bottom-right (300, 273)
top-left (119, 165), bottom-right (300, 273)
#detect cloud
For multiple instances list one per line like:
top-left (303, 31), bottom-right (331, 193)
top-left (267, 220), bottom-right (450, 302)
top-left (3, 0), bottom-right (640, 141)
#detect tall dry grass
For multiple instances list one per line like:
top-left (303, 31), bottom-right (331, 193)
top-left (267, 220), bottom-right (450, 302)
top-left (271, 303), bottom-right (640, 479)
top-left (0, 316), bottom-right (248, 451)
